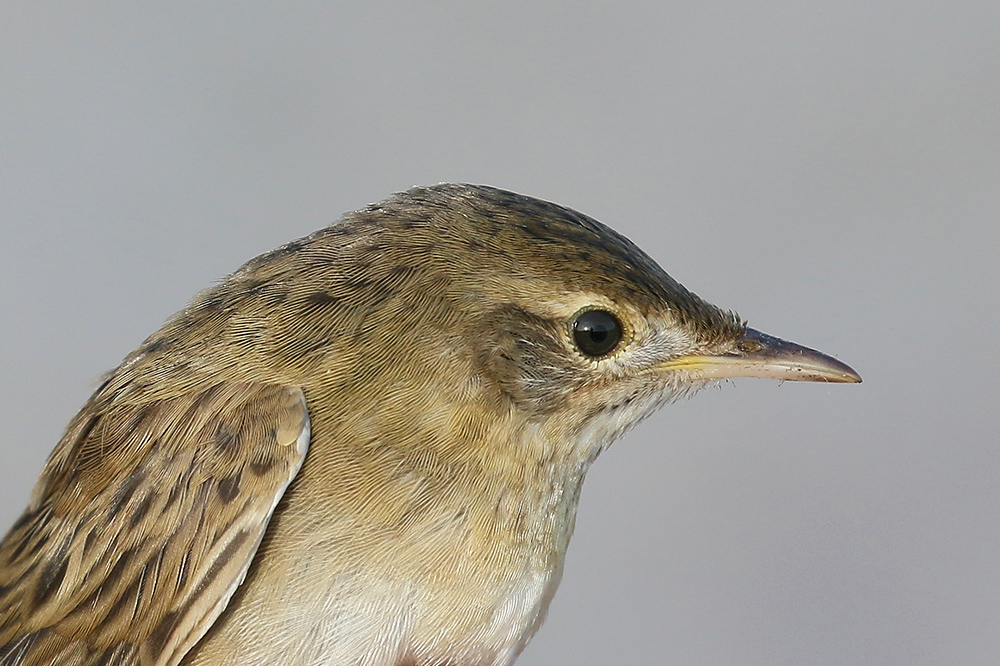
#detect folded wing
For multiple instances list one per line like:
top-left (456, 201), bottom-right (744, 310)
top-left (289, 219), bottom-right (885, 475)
top-left (0, 382), bottom-right (310, 666)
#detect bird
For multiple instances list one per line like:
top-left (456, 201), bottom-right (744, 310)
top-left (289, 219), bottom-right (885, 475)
top-left (0, 183), bottom-right (860, 666)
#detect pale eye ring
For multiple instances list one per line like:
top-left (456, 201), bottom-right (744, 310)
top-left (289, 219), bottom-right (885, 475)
top-left (572, 310), bottom-right (623, 357)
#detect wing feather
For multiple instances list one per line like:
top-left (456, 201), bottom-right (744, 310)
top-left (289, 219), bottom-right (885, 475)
top-left (0, 382), bottom-right (310, 666)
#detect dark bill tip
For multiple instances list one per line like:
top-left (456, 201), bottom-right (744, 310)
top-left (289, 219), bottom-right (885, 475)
top-left (731, 328), bottom-right (862, 383)
top-left (659, 327), bottom-right (862, 383)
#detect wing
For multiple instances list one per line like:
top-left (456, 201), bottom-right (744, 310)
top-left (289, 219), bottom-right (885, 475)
top-left (0, 382), bottom-right (310, 666)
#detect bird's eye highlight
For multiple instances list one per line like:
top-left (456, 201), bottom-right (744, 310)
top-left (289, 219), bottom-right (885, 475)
top-left (572, 310), bottom-right (623, 358)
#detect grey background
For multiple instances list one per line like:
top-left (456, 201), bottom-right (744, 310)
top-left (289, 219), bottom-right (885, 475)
top-left (1, 2), bottom-right (997, 665)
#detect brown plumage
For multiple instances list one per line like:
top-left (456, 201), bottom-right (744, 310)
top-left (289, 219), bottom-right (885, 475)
top-left (0, 184), bottom-right (859, 666)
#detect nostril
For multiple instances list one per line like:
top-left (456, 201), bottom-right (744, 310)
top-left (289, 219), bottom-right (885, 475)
top-left (737, 340), bottom-right (763, 353)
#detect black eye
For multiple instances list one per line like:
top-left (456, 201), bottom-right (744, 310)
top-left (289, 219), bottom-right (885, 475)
top-left (572, 310), bottom-right (623, 358)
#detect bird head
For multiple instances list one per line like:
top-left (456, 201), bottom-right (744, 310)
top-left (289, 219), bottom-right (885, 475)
top-left (398, 185), bottom-right (860, 462)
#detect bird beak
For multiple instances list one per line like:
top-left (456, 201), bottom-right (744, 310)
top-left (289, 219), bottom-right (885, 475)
top-left (658, 327), bottom-right (862, 383)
